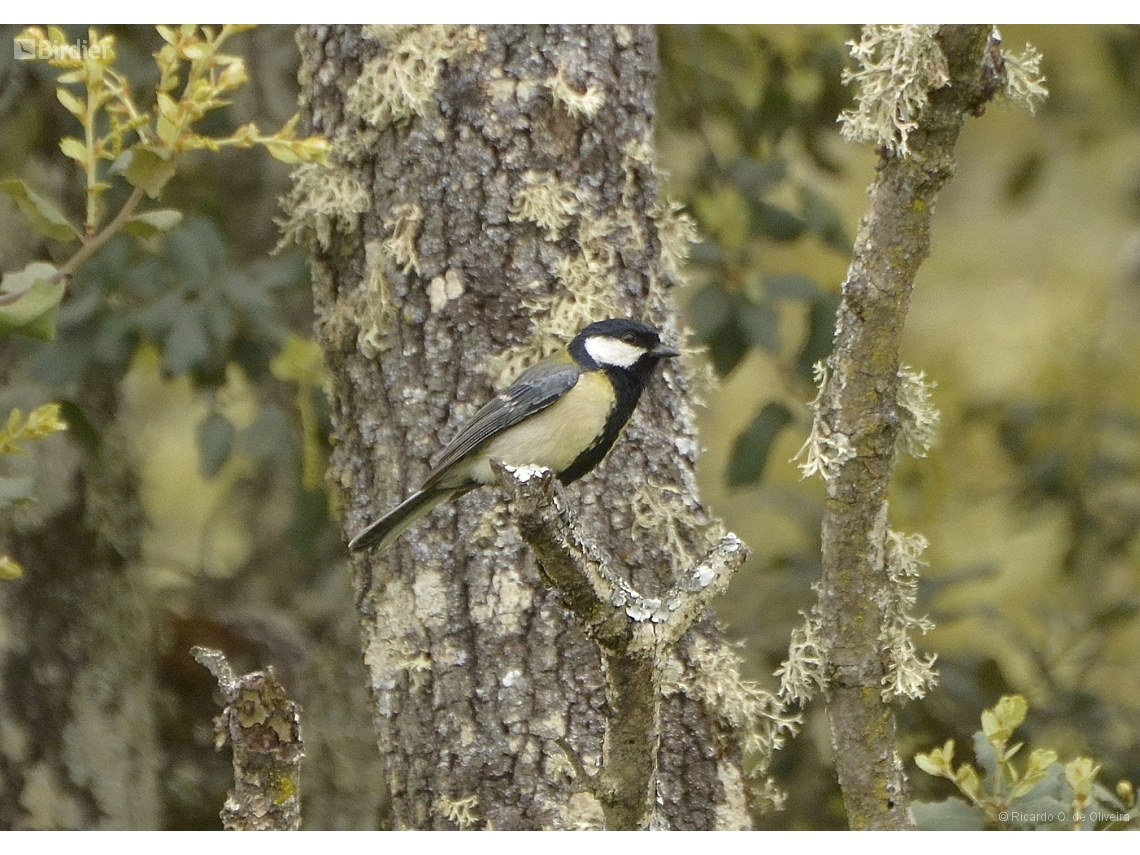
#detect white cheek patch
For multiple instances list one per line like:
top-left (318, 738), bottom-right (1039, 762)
top-left (584, 336), bottom-right (645, 368)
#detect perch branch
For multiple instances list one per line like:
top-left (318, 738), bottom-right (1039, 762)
top-left (493, 462), bottom-right (747, 829)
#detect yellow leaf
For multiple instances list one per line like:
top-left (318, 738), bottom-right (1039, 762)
top-left (59, 136), bottom-right (88, 164)
top-left (157, 115), bottom-right (179, 148)
top-left (271, 334), bottom-right (325, 384)
top-left (16, 26), bottom-right (46, 44)
top-left (56, 87), bottom-right (86, 118)
top-left (0, 555), bottom-right (23, 580)
top-left (156, 91), bottom-right (179, 119)
top-left (955, 764), bottom-right (982, 801)
top-left (25, 403), bottom-right (68, 439)
top-left (5, 408), bottom-right (23, 436)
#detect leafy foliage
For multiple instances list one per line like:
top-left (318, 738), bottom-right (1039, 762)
top-left (914, 695), bottom-right (1137, 830)
top-left (28, 217), bottom-right (304, 388)
top-left (2, 25), bottom-right (328, 343)
top-left (658, 26), bottom-right (853, 487)
top-left (0, 403), bottom-right (68, 579)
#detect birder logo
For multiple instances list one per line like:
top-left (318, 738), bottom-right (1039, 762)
top-left (14, 36), bottom-right (107, 62)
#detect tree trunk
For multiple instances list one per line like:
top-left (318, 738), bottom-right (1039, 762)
top-left (0, 361), bottom-right (161, 830)
top-left (293, 24), bottom-right (750, 830)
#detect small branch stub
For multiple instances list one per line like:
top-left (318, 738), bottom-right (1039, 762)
top-left (191, 646), bottom-right (304, 831)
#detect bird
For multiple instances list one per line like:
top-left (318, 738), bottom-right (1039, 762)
top-left (348, 318), bottom-right (681, 552)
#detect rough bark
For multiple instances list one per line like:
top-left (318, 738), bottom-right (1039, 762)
top-left (193, 647), bottom-right (304, 831)
top-left (294, 24), bottom-right (749, 829)
top-left (0, 359), bottom-right (161, 830)
top-left (817, 25), bottom-right (998, 830)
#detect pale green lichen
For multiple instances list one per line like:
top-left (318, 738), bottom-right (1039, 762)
top-left (998, 35), bottom-right (1048, 114)
top-left (357, 239), bottom-right (395, 358)
top-left (545, 69), bottom-right (605, 119)
top-left (629, 480), bottom-right (712, 567)
top-left (436, 793), bottom-right (480, 829)
top-left (896, 365), bottom-right (940, 458)
top-left (663, 636), bottom-right (799, 814)
top-left (349, 26), bottom-right (478, 128)
top-left (792, 362), bottom-right (855, 481)
top-left (277, 162), bottom-right (369, 251)
top-left (381, 202), bottom-right (424, 275)
top-left (838, 25), bottom-right (949, 157)
top-left (621, 136), bottom-right (655, 207)
top-left (878, 529), bottom-right (938, 701)
top-left (508, 171), bottom-right (581, 241)
top-left (775, 596), bottom-right (828, 705)
top-left (653, 198), bottom-right (698, 283)
top-left (521, 285), bottom-right (619, 353)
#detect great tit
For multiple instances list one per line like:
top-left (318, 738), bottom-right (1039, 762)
top-left (348, 318), bottom-right (680, 552)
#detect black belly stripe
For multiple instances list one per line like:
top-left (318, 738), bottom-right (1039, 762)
top-left (558, 367), bottom-right (642, 485)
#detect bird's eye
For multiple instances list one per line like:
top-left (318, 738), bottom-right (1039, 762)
top-left (622, 332), bottom-right (636, 344)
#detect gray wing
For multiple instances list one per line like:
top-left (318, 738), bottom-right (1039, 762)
top-left (423, 359), bottom-right (580, 489)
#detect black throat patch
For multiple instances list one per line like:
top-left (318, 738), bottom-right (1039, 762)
top-left (558, 365), bottom-right (644, 485)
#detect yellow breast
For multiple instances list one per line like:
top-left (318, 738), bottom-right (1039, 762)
top-left (467, 371), bottom-right (613, 484)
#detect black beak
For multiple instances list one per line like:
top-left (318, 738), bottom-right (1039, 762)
top-left (651, 342), bottom-right (681, 359)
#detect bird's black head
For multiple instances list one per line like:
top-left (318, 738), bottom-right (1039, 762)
top-left (569, 318), bottom-right (681, 379)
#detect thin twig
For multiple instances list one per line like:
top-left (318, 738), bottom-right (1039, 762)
top-left (53, 184), bottom-right (147, 283)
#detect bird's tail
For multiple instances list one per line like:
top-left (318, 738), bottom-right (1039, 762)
top-left (348, 487), bottom-right (455, 552)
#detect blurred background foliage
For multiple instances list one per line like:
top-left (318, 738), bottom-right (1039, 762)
top-left (658, 24), bottom-right (1140, 828)
top-left (1, 24), bottom-right (1138, 829)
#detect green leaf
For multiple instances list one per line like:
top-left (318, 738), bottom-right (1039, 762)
top-left (706, 317), bottom-right (750, 377)
top-left (0, 263), bottom-right (65, 341)
top-left (688, 284), bottom-right (733, 341)
top-left (794, 293), bottom-right (838, 383)
top-left (121, 209), bottom-right (184, 240)
top-left (237, 404), bottom-right (292, 462)
top-left (972, 729), bottom-right (999, 779)
top-left (749, 199), bottom-right (807, 242)
top-left (56, 87), bottom-right (86, 118)
top-left (726, 402), bottom-right (794, 487)
top-left (738, 298), bottom-right (779, 353)
top-left (198, 411), bottom-right (235, 478)
top-left (727, 155), bottom-right (788, 201)
top-left (59, 137), bottom-right (89, 165)
top-left (163, 302), bottom-right (210, 375)
top-left (912, 799), bottom-right (986, 831)
top-left (110, 148), bottom-right (177, 198)
top-left (800, 187), bottom-right (851, 254)
top-left (0, 179), bottom-right (80, 242)
top-left (93, 312), bottom-right (140, 370)
top-left (0, 476), bottom-right (36, 510)
top-left (764, 273), bottom-right (821, 302)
